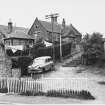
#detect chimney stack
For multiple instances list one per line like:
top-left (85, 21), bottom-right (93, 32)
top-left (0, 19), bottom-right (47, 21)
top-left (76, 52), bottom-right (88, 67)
top-left (62, 18), bottom-right (66, 33)
top-left (8, 19), bottom-right (13, 34)
top-left (62, 18), bottom-right (66, 28)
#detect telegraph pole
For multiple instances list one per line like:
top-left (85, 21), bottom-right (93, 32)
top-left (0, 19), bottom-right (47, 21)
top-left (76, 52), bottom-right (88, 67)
top-left (60, 27), bottom-right (63, 62)
top-left (45, 13), bottom-right (59, 62)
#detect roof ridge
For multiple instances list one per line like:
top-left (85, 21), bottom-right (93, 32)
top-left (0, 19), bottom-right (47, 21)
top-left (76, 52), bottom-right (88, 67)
top-left (39, 20), bottom-right (60, 25)
top-left (39, 19), bottom-right (70, 27)
top-left (0, 24), bottom-right (28, 30)
top-left (70, 24), bottom-right (82, 35)
top-left (38, 19), bottom-right (70, 34)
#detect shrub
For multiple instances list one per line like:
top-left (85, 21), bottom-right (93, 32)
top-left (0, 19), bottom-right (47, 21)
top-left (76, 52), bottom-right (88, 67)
top-left (81, 32), bottom-right (104, 65)
top-left (18, 56), bottom-right (33, 76)
top-left (0, 88), bottom-right (8, 93)
top-left (46, 89), bottom-right (95, 100)
top-left (6, 49), bottom-right (14, 56)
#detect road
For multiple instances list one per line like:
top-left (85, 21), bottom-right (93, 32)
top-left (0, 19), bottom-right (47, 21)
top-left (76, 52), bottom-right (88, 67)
top-left (0, 94), bottom-right (91, 104)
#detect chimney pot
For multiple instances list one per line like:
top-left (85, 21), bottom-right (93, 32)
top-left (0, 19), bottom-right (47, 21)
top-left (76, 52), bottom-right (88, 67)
top-left (62, 18), bottom-right (66, 33)
top-left (62, 18), bottom-right (66, 28)
top-left (8, 20), bottom-right (13, 34)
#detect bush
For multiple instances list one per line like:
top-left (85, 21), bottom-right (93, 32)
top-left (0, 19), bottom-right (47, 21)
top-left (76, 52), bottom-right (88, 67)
top-left (6, 49), bottom-right (14, 56)
top-left (11, 58), bottom-right (19, 68)
top-left (18, 88), bottom-right (95, 100)
top-left (46, 89), bottom-right (95, 100)
top-left (80, 90), bottom-right (95, 100)
top-left (20, 91), bottom-right (45, 96)
top-left (18, 56), bottom-right (33, 67)
top-left (0, 88), bottom-right (8, 93)
top-left (18, 56), bottom-right (33, 76)
top-left (81, 33), bottom-right (104, 65)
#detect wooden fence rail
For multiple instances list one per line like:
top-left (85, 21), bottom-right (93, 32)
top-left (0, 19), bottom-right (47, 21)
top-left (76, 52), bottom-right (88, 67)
top-left (0, 77), bottom-right (96, 99)
top-left (0, 77), bottom-right (88, 94)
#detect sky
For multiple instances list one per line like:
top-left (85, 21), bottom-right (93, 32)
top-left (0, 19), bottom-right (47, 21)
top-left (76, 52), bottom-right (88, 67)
top-left (0, 0), bottom-right (105, 36)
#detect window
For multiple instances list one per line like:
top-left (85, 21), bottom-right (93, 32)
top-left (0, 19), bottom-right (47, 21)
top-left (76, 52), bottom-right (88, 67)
top-left (35, 25), bottom-right (39, 28)
top-left (45, 58), bottom-right (52, 62)
top-left (13, 39), bottom-right (20, 45)
top-left (5, 40), bottom-right (11, 45)
top-left (29, 40), bottom-right (33, 45)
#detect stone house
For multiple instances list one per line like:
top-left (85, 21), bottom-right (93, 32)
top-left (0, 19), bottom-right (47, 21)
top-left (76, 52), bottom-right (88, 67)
top-left (0, 37), bottom-right (12, 77)
top-left (0, 21), bottom-right (34, 77)
top-left (28, 17), bottom-right (82, 44)
top-left (0, 21), bottom-right (34, 48)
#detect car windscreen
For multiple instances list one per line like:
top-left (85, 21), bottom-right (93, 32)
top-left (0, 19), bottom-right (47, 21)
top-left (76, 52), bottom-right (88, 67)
top-left (33, 59), bottom-right (44, 63)
top-left (45, 58), bottom-right (53, 62)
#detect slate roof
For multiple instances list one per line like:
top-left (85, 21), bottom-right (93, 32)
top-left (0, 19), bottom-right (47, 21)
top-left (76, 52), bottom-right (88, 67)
top-left (0, 25), bottom-right (34, 39)
top-left (39, 20), bottom-right (70, 33)
top-left (28, 17), bottom-right (82, 40)
top-left (5, 31), bottom-right (34, 40)
top-left (38, 19), bottom-right (81, 36)
top-left (62, 24), bottom-right (82, 37)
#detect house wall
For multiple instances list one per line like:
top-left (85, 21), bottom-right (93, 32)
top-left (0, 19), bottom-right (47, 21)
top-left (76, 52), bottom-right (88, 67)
top-left (0, 45), bottom-right (12, 77)
top-left (62, 37), bottom-right (75, 43)
top-left (28, 19), bottom-right (60, 43)
top-left (28, 18), bottom-right (82, 44)
top-left (75, 35), bottom-right (81, 44)
top-left (47, 31), bottom-right (60, 42)
top-left (28, 19), bottom-right (48, 42)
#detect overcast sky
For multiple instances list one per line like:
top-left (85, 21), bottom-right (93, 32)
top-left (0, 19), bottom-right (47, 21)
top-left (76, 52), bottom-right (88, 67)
top-left (0, 0), bottom-right (105, 36)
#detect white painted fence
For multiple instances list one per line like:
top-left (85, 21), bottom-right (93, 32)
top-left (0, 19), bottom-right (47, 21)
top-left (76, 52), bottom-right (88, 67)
top-left (0, 77), bottom-right (88, 94)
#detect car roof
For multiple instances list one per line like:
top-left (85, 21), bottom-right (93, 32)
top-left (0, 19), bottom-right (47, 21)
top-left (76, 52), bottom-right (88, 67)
top-left (35, 56), bottom-right (52, 60)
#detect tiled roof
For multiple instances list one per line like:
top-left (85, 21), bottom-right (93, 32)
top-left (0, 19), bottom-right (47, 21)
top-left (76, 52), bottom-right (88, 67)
top-left (39, 20), bottom-right (70, 33)
top-left (0, 25), bottom-right (34, 39)
top-left (5, 31), bottom-right (34, 40)
top-left (62, 24), bottom-right (82, 37)
top-left (28, 18), bottom-right (82, 38)
top-left (39, 20), bottom-right (81, 37)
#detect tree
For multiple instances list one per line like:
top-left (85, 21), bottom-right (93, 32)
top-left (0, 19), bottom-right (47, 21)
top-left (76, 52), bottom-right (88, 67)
top-left (18, 56), bottom-right (33, 76)
top-left (81, 32), bottom-right (104, 65)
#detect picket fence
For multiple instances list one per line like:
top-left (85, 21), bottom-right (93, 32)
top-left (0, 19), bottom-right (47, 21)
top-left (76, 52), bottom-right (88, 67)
top-left (0, 77), bottom-right (89, 94)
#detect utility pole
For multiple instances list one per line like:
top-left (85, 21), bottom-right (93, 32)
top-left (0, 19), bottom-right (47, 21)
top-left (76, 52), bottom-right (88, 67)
top-left (45, 13), bottom-right (59, 62)
top-left (60, 27), bottom-right (63, 62)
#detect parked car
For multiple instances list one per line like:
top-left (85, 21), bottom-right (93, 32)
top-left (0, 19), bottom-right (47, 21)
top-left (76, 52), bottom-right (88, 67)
top-left (28, 56), bottom-right (54, 74)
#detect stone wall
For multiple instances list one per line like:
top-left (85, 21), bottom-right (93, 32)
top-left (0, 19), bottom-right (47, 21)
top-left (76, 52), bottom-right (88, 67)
top-left (0, 45), bottom-right (12, 77)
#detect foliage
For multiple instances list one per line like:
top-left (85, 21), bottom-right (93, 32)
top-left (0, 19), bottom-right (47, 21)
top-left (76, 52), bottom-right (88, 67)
top-left (0, 88), bottom-right (8, 93)
top-left (6, 49), bottom-right (30, 56)
top-left (18, 56), bottom-right (33, 76)
top-left (81, 32), bottom-right (104, 65)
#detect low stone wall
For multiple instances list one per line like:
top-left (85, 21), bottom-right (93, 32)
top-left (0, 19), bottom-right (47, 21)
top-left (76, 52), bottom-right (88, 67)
top-left (0, 56), bottom-right (12, 77)
top-left (0, 45), bottom-right (12, 77)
